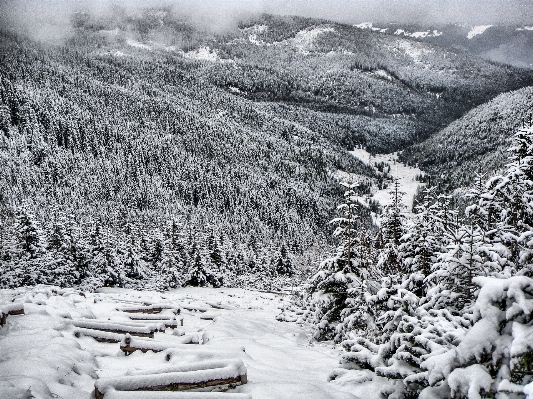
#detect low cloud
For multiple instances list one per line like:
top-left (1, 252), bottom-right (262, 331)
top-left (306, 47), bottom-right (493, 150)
top-left (0, 0), bottom-right (531, 45)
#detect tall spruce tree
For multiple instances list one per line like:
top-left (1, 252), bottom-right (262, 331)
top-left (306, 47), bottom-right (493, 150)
top-left (307, 183), bottom-right (370, 341)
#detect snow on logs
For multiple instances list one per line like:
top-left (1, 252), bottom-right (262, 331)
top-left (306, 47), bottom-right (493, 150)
top-left (120, 334), bottom-right (200, 355)
top-left (102, 391), bottom-right (252, 399)
top-left (117, 303), bottom-right (177, 314)
top-left (128, 316), bottom-right (183, 328)
top-left (164, 346), bottom-right (247, 362)
top-left (72, 319), bottom-right (160, 338)
top-left (74, 328), bottom-right (126, 343)
top-left (94, 359), bottom-right (248, 399)
top-left (0, 302), bottom-right (25, 326)
top-left (182, 305), bottom-right (208, 313)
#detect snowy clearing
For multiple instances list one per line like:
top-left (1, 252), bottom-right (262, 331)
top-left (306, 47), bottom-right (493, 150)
top-left (394, 29), bottom-right (442, 38)
top-left (350, 148), bottom-right (424, 213)
top-left (0, 285), bottom-right (375, 399)
top-left (289, 27), bottom-right (335, 53)
top-left (467, 25), bottom-right (493, 39)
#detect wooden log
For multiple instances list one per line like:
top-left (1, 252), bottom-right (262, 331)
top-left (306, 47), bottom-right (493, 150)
top-left (3, 303), bottom-right (25, 316)
top-left (128, 317), bottom-right (180, 329)
top-left (74, 328), bottom-right (125, 343)
top-left (128, 313), bottom-right (177, 321)
top-left (117, 303), bottom-right (176, 314)
top-left (0, 303), bottom-right (24, 326)
top-left (94, 360), bottom-right (247, 399)
top-left (120, 307), bottom-right (164, 314)
top-left (164, 346), bottom-right (246, 362)
top-left (120, 334), bottom-right (198, 355)
top-left (100, 390), bottom-right (251, 399)
top-left (182, 306), bottom-right (207, 313)
top-left (73, 320), bottom-right (156, 338)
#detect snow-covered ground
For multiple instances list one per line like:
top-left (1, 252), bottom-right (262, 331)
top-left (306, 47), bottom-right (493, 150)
top-left (0, 286), bottom-right (382, 399)
top-left (350, 148), bottom-right (424, 214)
top-left (467, 25), bottom-right (493, 39)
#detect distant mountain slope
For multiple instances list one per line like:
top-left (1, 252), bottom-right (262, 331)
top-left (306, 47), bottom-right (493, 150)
top-left (355, 22), bottom-right (533, 69)
top-left (69, 11), bottom-right (533, 153)
top-left (1, 10), bottom-right (533, 288)
top-left (0, 26), bottom-right (376, 283)
top-left (210, 15), bottom-right (533, 152)
top-left (400, 86), bottom-right (533, 188)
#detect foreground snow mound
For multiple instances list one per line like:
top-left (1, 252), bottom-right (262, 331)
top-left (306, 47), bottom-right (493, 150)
top-left (1, 285), bottom-right (362, 399)
top-left (0, 285), bottom-right (98, 399)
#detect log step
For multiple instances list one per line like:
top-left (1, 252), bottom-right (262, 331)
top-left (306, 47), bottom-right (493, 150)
top-left (94, 359), bottom-right (247, 399)
top-left (102, 390), bottom-right (251, 399)
top-left (120, 334), bottom-right (199, 355)
top-left (72, 319), bottom-right (157, 338)
top-left (0, 303), bottom-right (25, 326)
top-left (117, 303), bottom-right (176, 314)
top-left (129, 313), bottom-right (182, 321)
top-left (74, 328), bottom-right (125, 343)
top-left (182, 306), bottom-right (207, 313)
top-left (128, 317), bottom-right (183, 328)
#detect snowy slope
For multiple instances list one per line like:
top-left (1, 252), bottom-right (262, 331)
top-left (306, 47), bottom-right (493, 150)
top-left (0, 285), bottom-right (370, 399)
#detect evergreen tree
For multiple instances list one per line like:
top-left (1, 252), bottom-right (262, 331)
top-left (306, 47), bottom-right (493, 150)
top-left (84, 224), bottom-right (123, 289)
top-left (186, 252), bottom-right (209, 287)
top-left (307, 183), bottom-right (369, 341)
top-left (377, 179), bottom-right (407, 277)
top-left (45, 217), bottom-right (77, 287)
top-left (399, 186), bottom-right (443, 297)
top-left (6, 208), bottom-right (47, 286)
top-left (275, 243), bottom-right (294, 276)
top-left (207, 230), bottom-right (224, 272)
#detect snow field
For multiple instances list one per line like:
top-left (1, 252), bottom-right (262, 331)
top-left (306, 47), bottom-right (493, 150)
top-left (349, 148), bottom-right (424, 218)
top-left (0, 286), bottom-right (365, 399)
top-left (467, 25), bottom-right (493, 39)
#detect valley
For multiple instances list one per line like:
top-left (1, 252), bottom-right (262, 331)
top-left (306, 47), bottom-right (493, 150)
top-left (1, 10), bottom-right (532, 292)
top-left (1, 4), bottom-right (533, 398)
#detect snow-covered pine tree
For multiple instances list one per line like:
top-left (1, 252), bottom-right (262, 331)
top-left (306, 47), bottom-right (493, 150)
top-left (400, 186), bottom-right (442, 297)
top-left (83, 223), bottom-right (123, 290)
top-left (419, 276), bottom-right (533, 399)
top-left (186, 250), bottom-right (208, 287)
top-left (483, 126), bottom-right (533, 276)
top-left (275, 243), bottom-right (294, 276)
top-left (4, 207), bottom-right (47, 286)
top-left (307, 183), bottom-right (370, 341)
top-left (119, 224), bottom-right (150, 287)
top-left (65, 214), bottom-right (90, 285)
top-left (45, 217), bottom-right (77, 287)
top-left (207, 230), bottom-right (224, 273)
top-left (377, 178), bottom-right (407, 278)
top-left (184, 240), bottom-right (222, 288)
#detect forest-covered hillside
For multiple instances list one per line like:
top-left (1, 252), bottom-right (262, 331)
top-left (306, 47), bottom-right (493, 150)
top-left (401, 85), bottom-right (533, 189)
top-left (355, 22), bottom-right (533, 69)
top-left (1, 8), bottom-right (532, 290)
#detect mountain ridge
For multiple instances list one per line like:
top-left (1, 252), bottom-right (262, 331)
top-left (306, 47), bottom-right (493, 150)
top-left (1, 10), bottom-right (532, 289)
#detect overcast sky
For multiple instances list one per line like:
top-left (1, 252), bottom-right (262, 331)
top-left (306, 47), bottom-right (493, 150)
top-left (1, 0), bottom-right (532, 43)
top-left (261, 0), bottom-right (533, 25)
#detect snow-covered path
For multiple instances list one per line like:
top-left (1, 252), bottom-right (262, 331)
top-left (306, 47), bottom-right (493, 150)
top-left (0, 286), bottom-right (365, 399)
top-left (191, 288), bottom-right (357, 399)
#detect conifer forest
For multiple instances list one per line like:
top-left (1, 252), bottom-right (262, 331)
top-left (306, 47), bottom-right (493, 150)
top-left (1, 2), bottom-right (533, 399)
